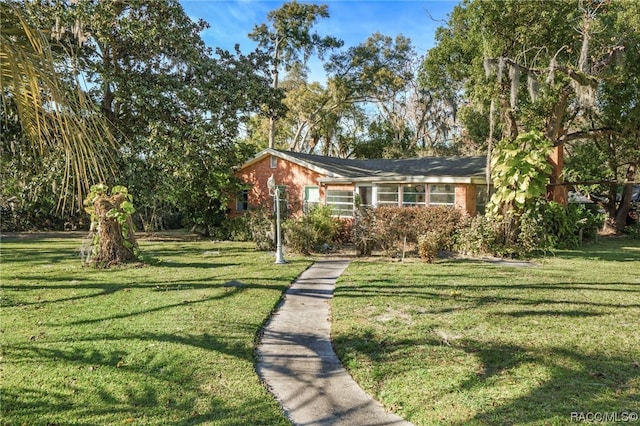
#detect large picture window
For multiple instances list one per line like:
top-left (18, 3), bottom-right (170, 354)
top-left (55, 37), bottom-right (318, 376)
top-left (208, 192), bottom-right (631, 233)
top-left (377, 185), bottom-right (399, 206)
top-left (429, 184), bottom-right (455, 206)
top-left (326, 189), bottom-right (354, 217)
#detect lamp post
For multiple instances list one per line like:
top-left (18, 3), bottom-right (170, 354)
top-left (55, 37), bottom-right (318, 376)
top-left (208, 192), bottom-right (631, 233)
top-left (267, 174), bottom-right (286, 264)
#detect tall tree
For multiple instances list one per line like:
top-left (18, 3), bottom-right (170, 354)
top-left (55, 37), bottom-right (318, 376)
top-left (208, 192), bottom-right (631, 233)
top-left (326, 33), bottom-right (457, 158)
top-left (249, 0), bottom-right (342, 148)
top-left (421, 0), bottom-right (639, 230)
top-left (25, 0), bottom-right (278, 233)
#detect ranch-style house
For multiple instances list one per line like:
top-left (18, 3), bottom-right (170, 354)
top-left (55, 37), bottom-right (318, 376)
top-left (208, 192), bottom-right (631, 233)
top-left (232, 148), bottom-right (488, 218)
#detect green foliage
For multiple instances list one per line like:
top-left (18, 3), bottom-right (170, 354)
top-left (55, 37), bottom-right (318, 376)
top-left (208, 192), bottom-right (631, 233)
top-left (249, 1), bottom-right (342, 74)
top-left (18, 1), bottom-right (278, 233)
top-left (625, 222), bottom-right (640, 240)
top-left (283, 206), bottom-right (340, 254)
top-left (455, 215), bottom-right (502, 257)
top-left (421, 0), bottom-right (640, 230)
top-left (488, 131), bottom-right (554, 217)
top-left (246, 208), bottom-right (275, 251)
top-left (482, 131), bottom-right (554, 254)
top-left (525, 201), bottom-right (605, 251)
top-left (214, 215), bottom-right (253, 242)
top-left (457, 201), bottom-right (604, 258)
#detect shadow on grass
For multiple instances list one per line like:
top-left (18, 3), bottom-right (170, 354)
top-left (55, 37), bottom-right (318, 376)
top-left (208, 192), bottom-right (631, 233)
top-left (334, 331), bottom-right (639, 425)
top-left (1, 282), bottom-right (292, 425)
top-left (454, 340), bottom-right (638, 425)
top-left (497, 309), bottom-right (604, 318)
top-left (1, 277), bottom-right (288, 309)
top-left (547, 237), bottom-right (640, 263)
top-left (335, 282), bottom-right (640, 311)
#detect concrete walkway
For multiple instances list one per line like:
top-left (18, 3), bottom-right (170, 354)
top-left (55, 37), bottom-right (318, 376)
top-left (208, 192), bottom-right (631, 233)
top-left (257, 259), bottom-right (413, 426)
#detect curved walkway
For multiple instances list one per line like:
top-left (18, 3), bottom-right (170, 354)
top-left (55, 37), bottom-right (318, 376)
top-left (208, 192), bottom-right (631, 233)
top-left (256, 259), bottom-right (413, 426)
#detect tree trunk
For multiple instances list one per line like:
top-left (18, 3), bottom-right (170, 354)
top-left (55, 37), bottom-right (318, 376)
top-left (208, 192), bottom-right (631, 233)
top-left (91, 194), bottom-right (138, 267)
top-left (613, 165), bottom-right (637, 232)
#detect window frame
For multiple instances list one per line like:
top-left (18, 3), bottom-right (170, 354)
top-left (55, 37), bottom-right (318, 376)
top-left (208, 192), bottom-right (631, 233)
top-left (428, 184), bottom-right (456, 206)
top-left (236, 188), bottom-right (249, 211)
top-left (402, 184), bottom-right (427, 207)
top-left (303, 186), bottom-right (320, 213)
top-left (326, 189), bottom-right (354, 217)
top-left (376, 184), bottom-right (399, 207)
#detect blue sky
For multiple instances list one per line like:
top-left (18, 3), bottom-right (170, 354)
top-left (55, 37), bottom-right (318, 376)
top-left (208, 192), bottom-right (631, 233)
top-left (180, 0), bottom-right (459, 82)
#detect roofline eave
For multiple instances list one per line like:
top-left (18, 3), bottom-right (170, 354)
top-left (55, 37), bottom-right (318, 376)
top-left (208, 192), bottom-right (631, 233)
top-left (236, 148), bottom-right (344, 178)
top-left (319, 175), bottom-right (486, 184)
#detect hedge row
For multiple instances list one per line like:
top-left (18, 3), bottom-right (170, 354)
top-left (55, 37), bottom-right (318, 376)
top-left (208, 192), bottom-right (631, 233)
top-left (353, 206), bottom-right (466, 259)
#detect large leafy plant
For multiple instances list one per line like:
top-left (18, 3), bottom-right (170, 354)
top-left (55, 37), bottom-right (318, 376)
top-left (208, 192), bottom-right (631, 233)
top-left (488, 131), bottom-right (553, 218)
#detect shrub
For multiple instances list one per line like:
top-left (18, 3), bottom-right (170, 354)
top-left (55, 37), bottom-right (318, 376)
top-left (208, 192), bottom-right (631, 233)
top-left (283, 219), bottom-right (316, 254)
top-left (353, 206), bottom-right (466, 257)
top-left (456, 201), bottom-right (606, 259)
top-left (417, 232), bottom-right (441, 263)
top-left (215, 215), bottom-right (252, 241)
top-left (246, 207), bottom-right (274, 251)
top-left (353, 207), bottom-right (376, 255)
top-left (283, 206), bottom-right (340, 254)
top-left (455, 215), bottom-right (501, 257)
top-left (413, 206), bottom-right (466, 250)
top-left (523, 201), bottom-right (605, 252)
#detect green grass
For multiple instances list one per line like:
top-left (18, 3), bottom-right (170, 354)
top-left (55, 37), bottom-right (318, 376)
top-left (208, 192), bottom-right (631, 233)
top-left (332, 237), bottom-right (640, 425)
top-left (1, 233), bottom-right (312, 425)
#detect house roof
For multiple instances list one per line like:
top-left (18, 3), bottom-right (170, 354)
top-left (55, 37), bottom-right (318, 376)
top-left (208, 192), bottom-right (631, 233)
top-left (241, 149), bottom-right (487, 184)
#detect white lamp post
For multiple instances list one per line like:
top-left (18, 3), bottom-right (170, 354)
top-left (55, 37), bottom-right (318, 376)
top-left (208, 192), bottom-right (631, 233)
top-left (267, 174), bottom-right (287, 264)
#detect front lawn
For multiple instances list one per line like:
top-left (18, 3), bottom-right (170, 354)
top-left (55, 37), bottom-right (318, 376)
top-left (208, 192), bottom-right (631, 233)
top-left (1, 233), bottom-right (311, 425)
top-left (332, 237), bottom-right (640, 425)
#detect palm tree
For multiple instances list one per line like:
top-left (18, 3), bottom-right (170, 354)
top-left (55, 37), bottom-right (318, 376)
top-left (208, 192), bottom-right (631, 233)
top-left (1, 2), bottom-right (114, 209)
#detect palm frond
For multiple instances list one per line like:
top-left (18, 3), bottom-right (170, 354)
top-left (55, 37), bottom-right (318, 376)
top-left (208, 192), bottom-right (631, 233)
top-left (1, 2), bottom-right (115, 210)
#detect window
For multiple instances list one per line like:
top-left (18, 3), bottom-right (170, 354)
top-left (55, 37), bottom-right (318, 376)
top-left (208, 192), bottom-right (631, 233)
top-left (377, 185), bottom-right (399, 206)
top-left (236, 189), bottom-right (249, 211)
top-left (402, 185), bottom-right (426, 207)
top-left (357, 186), bottom-right (373, 208)
top-left (326, 189), bottom-right (354, 217)
top-left (429, 184), bottom-right (455, 206)
top-left (270, 155), bottom-right (277, 168)
top-left (304, 186), bottom-right (320, 212)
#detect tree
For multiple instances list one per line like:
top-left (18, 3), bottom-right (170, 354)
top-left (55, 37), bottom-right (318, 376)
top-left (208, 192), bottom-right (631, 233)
top-left (324, 32), bottom-right (459, 158)
top-left (421, 0), bottom-right (639, 231)
top-left (1, 2), bottom-right (114, 211)
top-left (249, 0), bottom-right (342, 148)
top-left (25, 0), bottom-right (278, 234)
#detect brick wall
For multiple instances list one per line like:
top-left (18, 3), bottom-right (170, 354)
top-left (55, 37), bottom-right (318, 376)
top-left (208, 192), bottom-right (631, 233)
top-left (234, 154), bottom-right (327, 217)
top-left (456, 184), bottom-right (476, 216)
